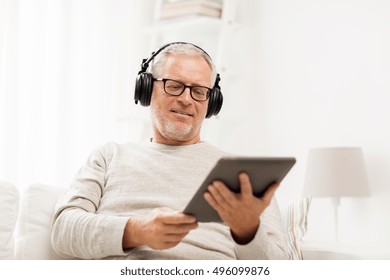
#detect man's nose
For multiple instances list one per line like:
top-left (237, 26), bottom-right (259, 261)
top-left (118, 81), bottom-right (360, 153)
top-left (177, 87), bottom-right (192, 104)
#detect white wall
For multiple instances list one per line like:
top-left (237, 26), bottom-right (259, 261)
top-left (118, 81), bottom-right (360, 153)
top-left (231, 0), bottom-right (390, 256)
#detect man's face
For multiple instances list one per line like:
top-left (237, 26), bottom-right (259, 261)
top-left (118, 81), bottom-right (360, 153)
top-left (150, 54), bottom-right (212, 145)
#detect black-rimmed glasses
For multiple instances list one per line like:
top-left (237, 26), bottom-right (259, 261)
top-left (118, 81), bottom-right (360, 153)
top-left (154, 78), bottom-right (211, 102)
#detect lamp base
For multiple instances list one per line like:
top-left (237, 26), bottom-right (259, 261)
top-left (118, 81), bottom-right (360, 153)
top-left (332, 197), bottom-right (340, 243)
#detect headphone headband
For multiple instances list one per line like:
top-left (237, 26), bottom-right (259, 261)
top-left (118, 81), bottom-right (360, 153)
top-left (140, 42), bottom-right (212, 73)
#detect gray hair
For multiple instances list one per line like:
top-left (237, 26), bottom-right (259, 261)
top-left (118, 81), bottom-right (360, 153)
top-left (147, 43), bottom-right (217, 87)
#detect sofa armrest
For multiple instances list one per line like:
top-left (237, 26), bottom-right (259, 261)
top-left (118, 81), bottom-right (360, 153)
top-left (14, 183), bottom-right (67, 259)
top-left (300, 242), bottom-right (362, 260)
top-left (301, 249), bottom-right (361, 260)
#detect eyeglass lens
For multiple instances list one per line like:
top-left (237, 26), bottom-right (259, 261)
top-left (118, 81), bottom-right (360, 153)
top-left (164, 79), bottom-right (210, 101)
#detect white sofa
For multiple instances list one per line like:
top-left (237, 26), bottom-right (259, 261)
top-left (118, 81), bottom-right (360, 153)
top-left (0, 181), bottom-right (328, 260)
top-left (0, 181), bottom-right (19, 259)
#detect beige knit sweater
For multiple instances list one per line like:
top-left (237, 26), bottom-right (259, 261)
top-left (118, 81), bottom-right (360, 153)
top-left (51, 141), bottom-right (290, 260)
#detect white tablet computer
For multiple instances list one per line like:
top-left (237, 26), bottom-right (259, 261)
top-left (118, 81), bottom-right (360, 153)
top-left (183, 156), bottom-right (296, 223)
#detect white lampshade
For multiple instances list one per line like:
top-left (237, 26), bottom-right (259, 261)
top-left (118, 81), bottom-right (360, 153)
top-left (303, 147), bottom-right (370, 197)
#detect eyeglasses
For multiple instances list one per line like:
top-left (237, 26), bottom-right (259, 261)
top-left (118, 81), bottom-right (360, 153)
top-left (154, 78), bottom-right (211, 102)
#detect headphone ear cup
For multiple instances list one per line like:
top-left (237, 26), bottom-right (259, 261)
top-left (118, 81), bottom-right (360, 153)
top-left (134, 72), bottom-right (154, 106)
top-left (206, 87), bottom-right (223, 118)
top-left (134, 73), bottom-right (143, 104)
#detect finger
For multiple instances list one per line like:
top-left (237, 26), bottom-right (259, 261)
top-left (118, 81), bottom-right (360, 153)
top-left (239, 172), bottom-right (253, 197)
top-left (162, 222), bottom-right (198, 235)
top-left (261, 182), bottom-right (279, 202)
top-left (155, 207), bottom-right (196, 222)
top-left (209, 181), bottom-right (236, 206)
top-left (159, 212), bottom-right (197, 225)
top-left (204, 191), bottom-right (227, 220)
top-left (204, 191), bottom-right (220, 211)
top-left (206, 185), bottom-right (229, 211)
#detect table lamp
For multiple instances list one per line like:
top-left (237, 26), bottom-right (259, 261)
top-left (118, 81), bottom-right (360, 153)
top-left (303, 147), bottom-right (370, 242)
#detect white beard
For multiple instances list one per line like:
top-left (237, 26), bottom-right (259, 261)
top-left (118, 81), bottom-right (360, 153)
top-left (151, 106), bottom-right (196, 142)
top-left (159, 118), bottom-right (193, 141)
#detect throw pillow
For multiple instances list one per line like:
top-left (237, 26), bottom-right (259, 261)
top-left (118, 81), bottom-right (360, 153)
top-left (281, 197), bottom-right (311, 260)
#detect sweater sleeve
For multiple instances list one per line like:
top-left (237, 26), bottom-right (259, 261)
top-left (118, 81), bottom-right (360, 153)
top-left (234, 197), bottom-right (291, 260)
top-left (51, 144), bottom-right (130, 259)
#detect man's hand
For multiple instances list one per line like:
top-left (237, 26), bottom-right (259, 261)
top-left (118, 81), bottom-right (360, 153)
top-left (122, 208), bottom-right (198, 250)
top-left (204, 173), bottom-right (279, 244)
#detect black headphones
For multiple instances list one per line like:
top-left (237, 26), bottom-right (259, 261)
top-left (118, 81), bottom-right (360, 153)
top-left (134, 42), bottom-right (223, 118)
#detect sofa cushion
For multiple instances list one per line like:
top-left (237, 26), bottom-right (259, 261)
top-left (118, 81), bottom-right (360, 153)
top-left (14, 183), bottom-right (67, 259)
top-left (0, 181), bottom-right (19, 259)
